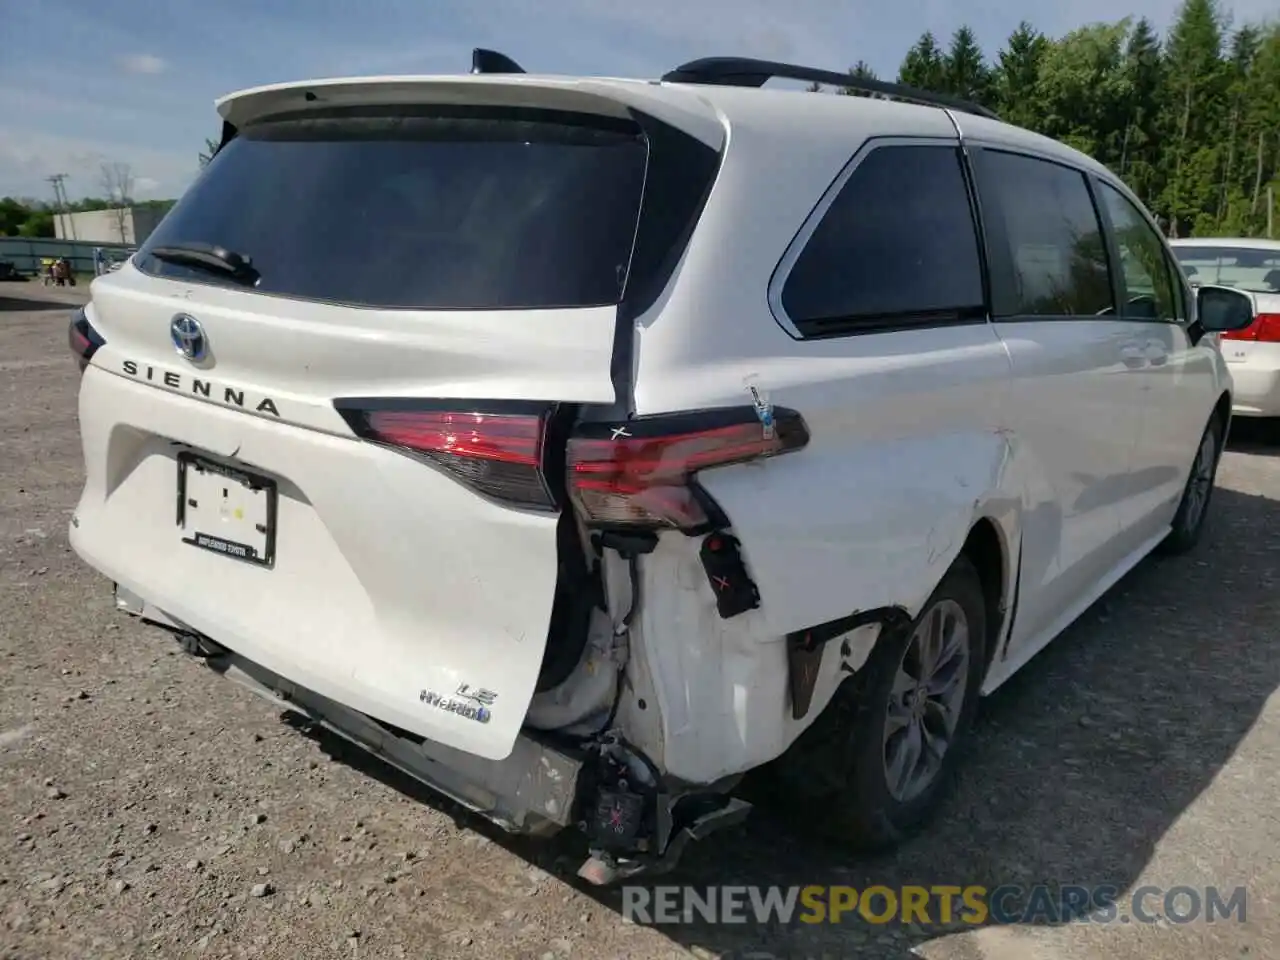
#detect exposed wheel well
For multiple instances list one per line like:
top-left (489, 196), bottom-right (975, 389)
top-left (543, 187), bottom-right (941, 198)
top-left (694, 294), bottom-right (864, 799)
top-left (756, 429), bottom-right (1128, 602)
top-left (1213, 391), bottom-right (1232, 445)
top-left (960, 518), bottom-right (1005, 675)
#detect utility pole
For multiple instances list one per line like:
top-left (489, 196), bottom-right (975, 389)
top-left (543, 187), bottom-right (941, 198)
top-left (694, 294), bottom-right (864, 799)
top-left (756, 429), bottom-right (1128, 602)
top-left (46, 173), bottom-right (77, 241)
top-left (1269, 186), bottom-right (1275, 240)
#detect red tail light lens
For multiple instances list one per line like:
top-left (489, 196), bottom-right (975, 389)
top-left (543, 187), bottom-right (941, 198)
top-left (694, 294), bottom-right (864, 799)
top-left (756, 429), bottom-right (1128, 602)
top-left (567, 408), bottom-right (810, 531)
top-left (336, 402), bottom-right (556, 509)
top-left (1224, 312), bottom-right (1280, 342)
top-left (335, 400), bottom-right (810, 528)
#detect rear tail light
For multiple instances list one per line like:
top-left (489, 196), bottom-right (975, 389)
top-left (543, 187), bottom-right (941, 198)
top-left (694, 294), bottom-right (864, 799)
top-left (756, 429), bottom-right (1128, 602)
top-left (566, 407), bottom-right (810, 531)
top-left (335, 402), bottom-right (556, 510)
top-left (336, 400), bottom-right (810, 530)
top-left (68, 307), bottom-right (105, 370)
top-left (1222, 312), bottom-right (1280, 342)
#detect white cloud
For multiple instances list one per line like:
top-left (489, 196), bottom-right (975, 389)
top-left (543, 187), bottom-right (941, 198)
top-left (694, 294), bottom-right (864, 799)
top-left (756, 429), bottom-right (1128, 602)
top-left (118, 53), bottom-right (167, 75)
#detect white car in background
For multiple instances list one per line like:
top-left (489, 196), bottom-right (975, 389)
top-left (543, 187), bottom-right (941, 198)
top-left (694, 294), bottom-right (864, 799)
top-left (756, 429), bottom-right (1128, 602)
top-left (1171, 238), bottom-right (1280, 417)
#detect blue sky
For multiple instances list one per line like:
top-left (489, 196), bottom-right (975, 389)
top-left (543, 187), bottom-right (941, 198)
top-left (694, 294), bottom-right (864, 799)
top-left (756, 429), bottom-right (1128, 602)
top-left (1, 0), bottom-right (1274, 203)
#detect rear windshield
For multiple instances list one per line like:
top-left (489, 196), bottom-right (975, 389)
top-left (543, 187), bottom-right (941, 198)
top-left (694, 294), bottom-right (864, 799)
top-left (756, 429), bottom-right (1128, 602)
top-left (135, 107), bottom-right (649, 310)
top-left (1171, 245), bottom-right (1280, 295)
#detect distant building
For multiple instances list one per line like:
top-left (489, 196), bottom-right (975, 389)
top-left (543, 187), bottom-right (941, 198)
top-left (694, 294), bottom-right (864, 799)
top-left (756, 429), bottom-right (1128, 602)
top-left (53, 204), bottom-right (171, 245)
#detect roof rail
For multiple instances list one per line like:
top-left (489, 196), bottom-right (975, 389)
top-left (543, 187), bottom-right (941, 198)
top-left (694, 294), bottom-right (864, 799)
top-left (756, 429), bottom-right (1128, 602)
top-left (471, 48), bottom-right (526, 75)
top-left (660, 56), bottom-right (999, 120)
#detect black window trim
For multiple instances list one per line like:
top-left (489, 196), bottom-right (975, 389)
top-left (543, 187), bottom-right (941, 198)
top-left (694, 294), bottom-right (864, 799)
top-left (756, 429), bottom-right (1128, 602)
top-left (1090, 173), bottom-right (1187, 328)
top-left (766, 135), bottom-right (992, 341)
top-left (965, 143), bottom-right (1119, 325)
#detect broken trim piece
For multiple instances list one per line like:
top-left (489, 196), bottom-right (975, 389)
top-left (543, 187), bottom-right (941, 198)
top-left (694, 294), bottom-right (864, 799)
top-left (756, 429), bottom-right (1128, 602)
top-left (785, 606), bottom-right (913, 720)
top-left (698, 532), bottom-right (760, 618)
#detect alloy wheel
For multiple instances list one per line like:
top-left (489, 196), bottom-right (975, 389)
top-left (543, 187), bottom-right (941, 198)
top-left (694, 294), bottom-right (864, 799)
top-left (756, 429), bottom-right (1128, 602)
top-left (882, 598), bottom-right (971, 803)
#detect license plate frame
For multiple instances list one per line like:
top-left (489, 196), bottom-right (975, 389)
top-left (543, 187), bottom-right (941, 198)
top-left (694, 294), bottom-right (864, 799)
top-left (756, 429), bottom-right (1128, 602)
top-left (176, 452), bottom-right (277, 568)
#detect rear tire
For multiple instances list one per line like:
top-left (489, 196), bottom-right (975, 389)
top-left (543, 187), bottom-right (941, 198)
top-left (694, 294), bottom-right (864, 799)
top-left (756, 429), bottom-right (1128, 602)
top-left (772, 555), bottom-right (987, 852)
top-left (1159, 413), bottom-right (1223, 555)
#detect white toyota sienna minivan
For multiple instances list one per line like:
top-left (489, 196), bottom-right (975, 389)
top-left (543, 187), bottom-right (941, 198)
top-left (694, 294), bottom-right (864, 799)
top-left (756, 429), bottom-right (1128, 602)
top-left (67, 49), bottom-right (1256, 883)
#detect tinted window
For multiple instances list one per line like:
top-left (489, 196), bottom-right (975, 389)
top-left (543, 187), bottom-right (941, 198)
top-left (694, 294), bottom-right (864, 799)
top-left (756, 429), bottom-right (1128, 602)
top-left (1171, 245), bottom-right (1280, 295)
top-left (779, 145), bottom-right (985, 336)
top-left (1099, 183), bottom-right (1178, 321)
top-left (136, 108), bottom-right (649, 310)
top-left (975, 151), bottom-right (1114, 318)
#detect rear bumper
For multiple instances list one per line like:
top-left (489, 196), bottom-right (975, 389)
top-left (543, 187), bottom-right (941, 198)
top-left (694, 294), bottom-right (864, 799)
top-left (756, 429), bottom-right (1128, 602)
top-left (117, 586), bottom-right (582, 836)
top-left (1227, 365), bottom-right (1280, 417)
top-left (218, 653), bottom-right (582, 835)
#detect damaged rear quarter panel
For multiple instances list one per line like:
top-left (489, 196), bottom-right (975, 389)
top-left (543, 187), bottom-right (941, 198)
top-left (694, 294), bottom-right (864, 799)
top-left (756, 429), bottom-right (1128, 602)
top-left (691, 324), bottom-right (1020, 641)
top-left (625, 322), bottom-right (1022, 783)
top-left (700, 428), bottom-right (1017, 636)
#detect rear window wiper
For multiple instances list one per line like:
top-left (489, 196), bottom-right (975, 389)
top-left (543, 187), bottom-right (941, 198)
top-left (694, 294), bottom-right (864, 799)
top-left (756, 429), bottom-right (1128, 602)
top-left (149, 243), bottom-right (260, 287)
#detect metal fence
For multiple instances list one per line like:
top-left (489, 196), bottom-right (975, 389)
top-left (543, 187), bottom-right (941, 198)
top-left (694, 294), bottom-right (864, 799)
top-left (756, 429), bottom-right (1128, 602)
top-left (0, 237), bottom-right (135, 277)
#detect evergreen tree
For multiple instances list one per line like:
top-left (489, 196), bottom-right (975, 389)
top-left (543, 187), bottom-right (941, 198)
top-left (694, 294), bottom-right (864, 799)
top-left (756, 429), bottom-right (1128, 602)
top-left (944, 26), bottom-right (993, 104)
top-left (898, 32), bottom-right (947, 91)
top-left (842, 60), bottom-right (879, 97)
top-left (1159, 0), bottom-right (1230, 236)
top-left (1117, 18), bottom-right (1165, 206)
top-left (993, 22), bottom-right (1050, 130)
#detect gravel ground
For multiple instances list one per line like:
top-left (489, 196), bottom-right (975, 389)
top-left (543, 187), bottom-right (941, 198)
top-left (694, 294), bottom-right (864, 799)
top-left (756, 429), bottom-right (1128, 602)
top-left (1, 281), bottom-right (1278, 960)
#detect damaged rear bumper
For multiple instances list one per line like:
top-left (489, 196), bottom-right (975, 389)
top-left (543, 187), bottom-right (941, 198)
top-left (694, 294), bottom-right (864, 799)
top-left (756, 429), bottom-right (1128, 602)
top-left (214, 649), bottom-right (582, 835)
top-left (116, 586), bottom-right (580, 835)
top-left (116, 584), bottom-right (753, 880)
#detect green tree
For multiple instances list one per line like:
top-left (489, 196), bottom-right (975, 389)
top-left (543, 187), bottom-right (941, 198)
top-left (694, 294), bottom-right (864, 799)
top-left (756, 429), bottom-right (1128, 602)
top-left (1034, 21), bottom-right (1131, 162)
top-left (1159, 0), bottom-right (1230, 236)
top-left (17, 208), bottom-right (54, 238)
top-left (992, 22), bottom-right (1051, 130)
top-left (944, 26), bottom-right (993, 104)
top-left (1212, 25), bottom-right (1261, 231)
top-left (0, 197), bottom-right (30, 236)
top-left (842, 60), bottom-right (879, 97)
top-left (1237, 25), bottom-right (1280, 234)
top-left (1117, 18), bottom-right (1166, 206)
top-left (899, 32), bottom-right (947, 91)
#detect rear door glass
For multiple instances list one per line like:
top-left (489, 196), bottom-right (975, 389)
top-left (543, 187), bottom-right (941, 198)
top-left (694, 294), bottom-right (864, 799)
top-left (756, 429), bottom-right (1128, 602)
top-left (136, 108), bottom-right (649, 310)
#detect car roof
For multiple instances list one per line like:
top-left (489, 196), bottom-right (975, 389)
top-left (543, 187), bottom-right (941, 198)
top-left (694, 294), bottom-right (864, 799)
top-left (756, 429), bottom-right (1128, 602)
top-left (1169, 237), bottom-right (1280, 252)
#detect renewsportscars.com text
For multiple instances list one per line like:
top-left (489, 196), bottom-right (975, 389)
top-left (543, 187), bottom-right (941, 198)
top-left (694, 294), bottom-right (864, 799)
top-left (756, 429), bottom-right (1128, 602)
top-left (622, 884), bottom-right (1247, 926)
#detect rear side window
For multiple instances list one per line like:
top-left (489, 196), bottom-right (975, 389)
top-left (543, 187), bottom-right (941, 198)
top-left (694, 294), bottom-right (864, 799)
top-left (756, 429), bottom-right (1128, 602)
top-left (135, 107), bottom-right (649, 310)
top-left (779, 144), bottom-right (986, 338)
top-left (973, 150), bottom-right (1114, 318)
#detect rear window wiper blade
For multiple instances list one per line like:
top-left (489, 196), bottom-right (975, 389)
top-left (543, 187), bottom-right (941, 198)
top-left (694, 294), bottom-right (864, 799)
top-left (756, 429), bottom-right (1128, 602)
top-left (149, 243), bottom-right (260, 287)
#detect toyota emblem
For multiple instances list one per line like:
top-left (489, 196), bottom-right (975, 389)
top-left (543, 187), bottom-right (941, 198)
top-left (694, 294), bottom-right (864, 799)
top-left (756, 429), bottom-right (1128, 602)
top-left (170, 313), bottom-right (207, 362)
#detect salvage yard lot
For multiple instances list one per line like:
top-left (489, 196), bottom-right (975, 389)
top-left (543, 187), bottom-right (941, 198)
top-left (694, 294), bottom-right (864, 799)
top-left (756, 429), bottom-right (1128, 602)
top-left (1, 282), bottom-right (1278, 960)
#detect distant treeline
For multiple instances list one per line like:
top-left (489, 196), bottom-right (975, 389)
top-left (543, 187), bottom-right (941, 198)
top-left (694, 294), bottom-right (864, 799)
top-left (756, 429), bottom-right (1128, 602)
top-left (814, 0), bottom-right (1277, 238)
top-left (0, 197), bottom-right (176, 238)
